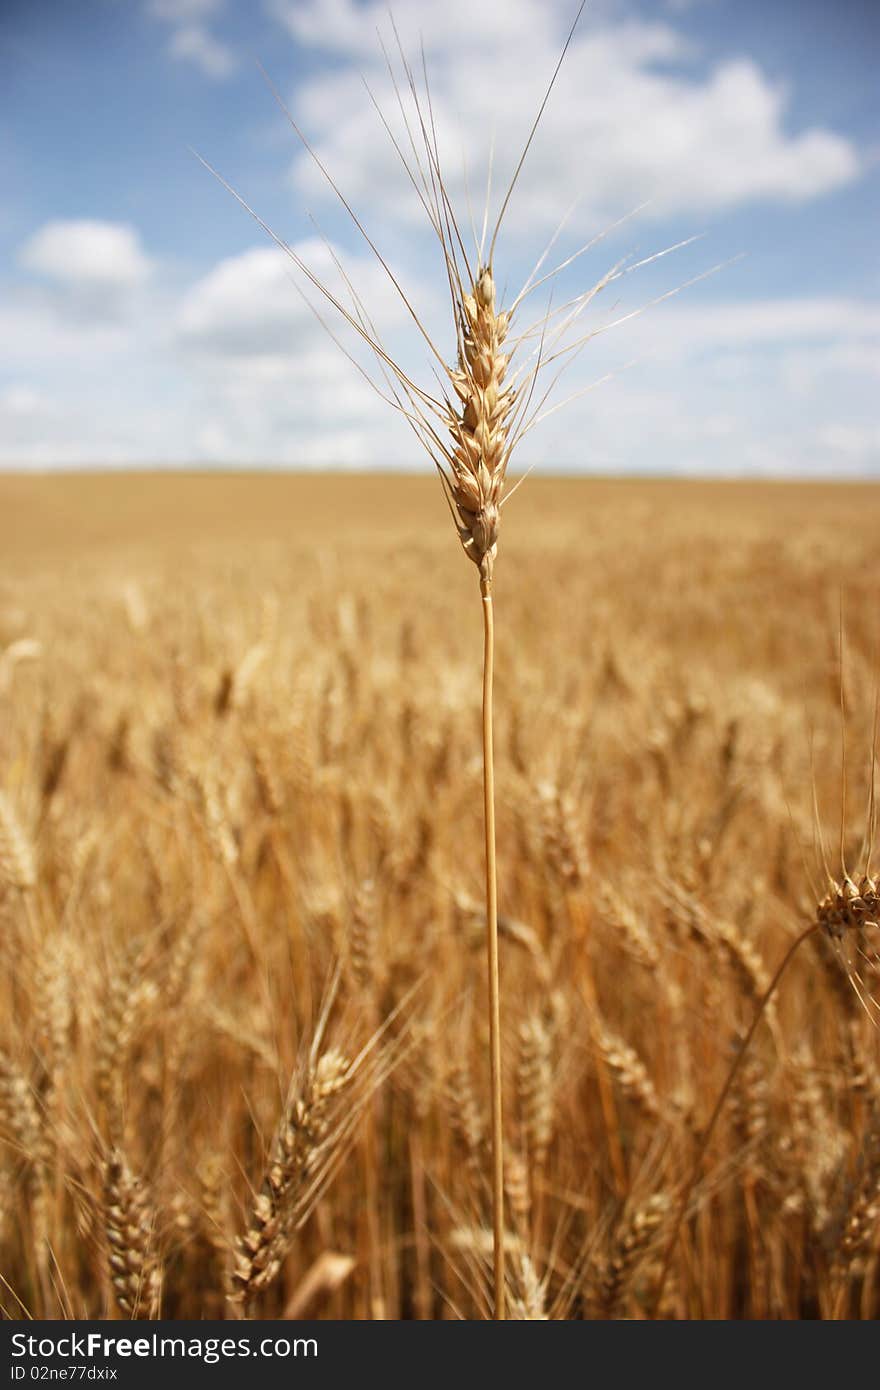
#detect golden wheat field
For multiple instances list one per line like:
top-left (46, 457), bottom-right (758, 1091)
top-left (1, 470), bottom-right (879, 1321)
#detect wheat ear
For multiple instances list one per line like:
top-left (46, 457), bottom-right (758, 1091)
top-left (231, 1047), bottom-right (351, 1310)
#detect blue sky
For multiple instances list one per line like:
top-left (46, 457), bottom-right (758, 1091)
top-left (1, 0), bottom-right (878, 474)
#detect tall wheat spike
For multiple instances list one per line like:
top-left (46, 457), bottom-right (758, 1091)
top-left (197, 0), bottom-right (720, 1318)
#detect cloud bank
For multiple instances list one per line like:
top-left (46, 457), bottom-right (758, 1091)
top-left (1, 2), bottom-right (874, 475)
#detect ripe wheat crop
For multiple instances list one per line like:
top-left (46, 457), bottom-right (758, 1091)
top-left (1, 472), bottom-right (878, 1319)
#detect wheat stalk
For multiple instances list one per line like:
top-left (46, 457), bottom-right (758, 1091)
top-left (195, 0), bottom-right (725, 1318)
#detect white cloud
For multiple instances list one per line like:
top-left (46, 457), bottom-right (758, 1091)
top-left (0, 391), bottom-right (57, 464)
top-left (273, 0), bottom-right (860, 233)
top-left (172, 242), bottom-right (417, 463)
top-left (177, 246), bottom-right (317, 355)
top-left (0, 384), bottom-right (46, 416)
top-left (14, 221), bottom-right (155, 329)
top-left (663, 0), bottom-right (718, 12)
top-left (780, 342), bottom-right (880, 397)
top-left (0, 88), bottom-right (874, 478)
top-left (149, 0), bottom-right (222, 18)
top-left (149, 0), bottom-right (235, 79)
top-left (611, 296), bottom-right (880, 361)
top-left (168, 24), bottom-right (236, 78)
top-left (270, 0), bottom-right (551, 58)
top-left (0, 298), bottom-right (133, 361)
top-left (4, 212), bottom-right (879, 474)
top-left (177, 343), bottom-right (399, 467)
top-left (19, 220), bottom-right (152, 289)
top-left (0, 383), bottom-right (91, 468)
top-left (176, 240), bottom-right (430, 362)
top-left (815, 423), bottom-right (880, 466)
top-left (522, 288), bottom-right (880, 478)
